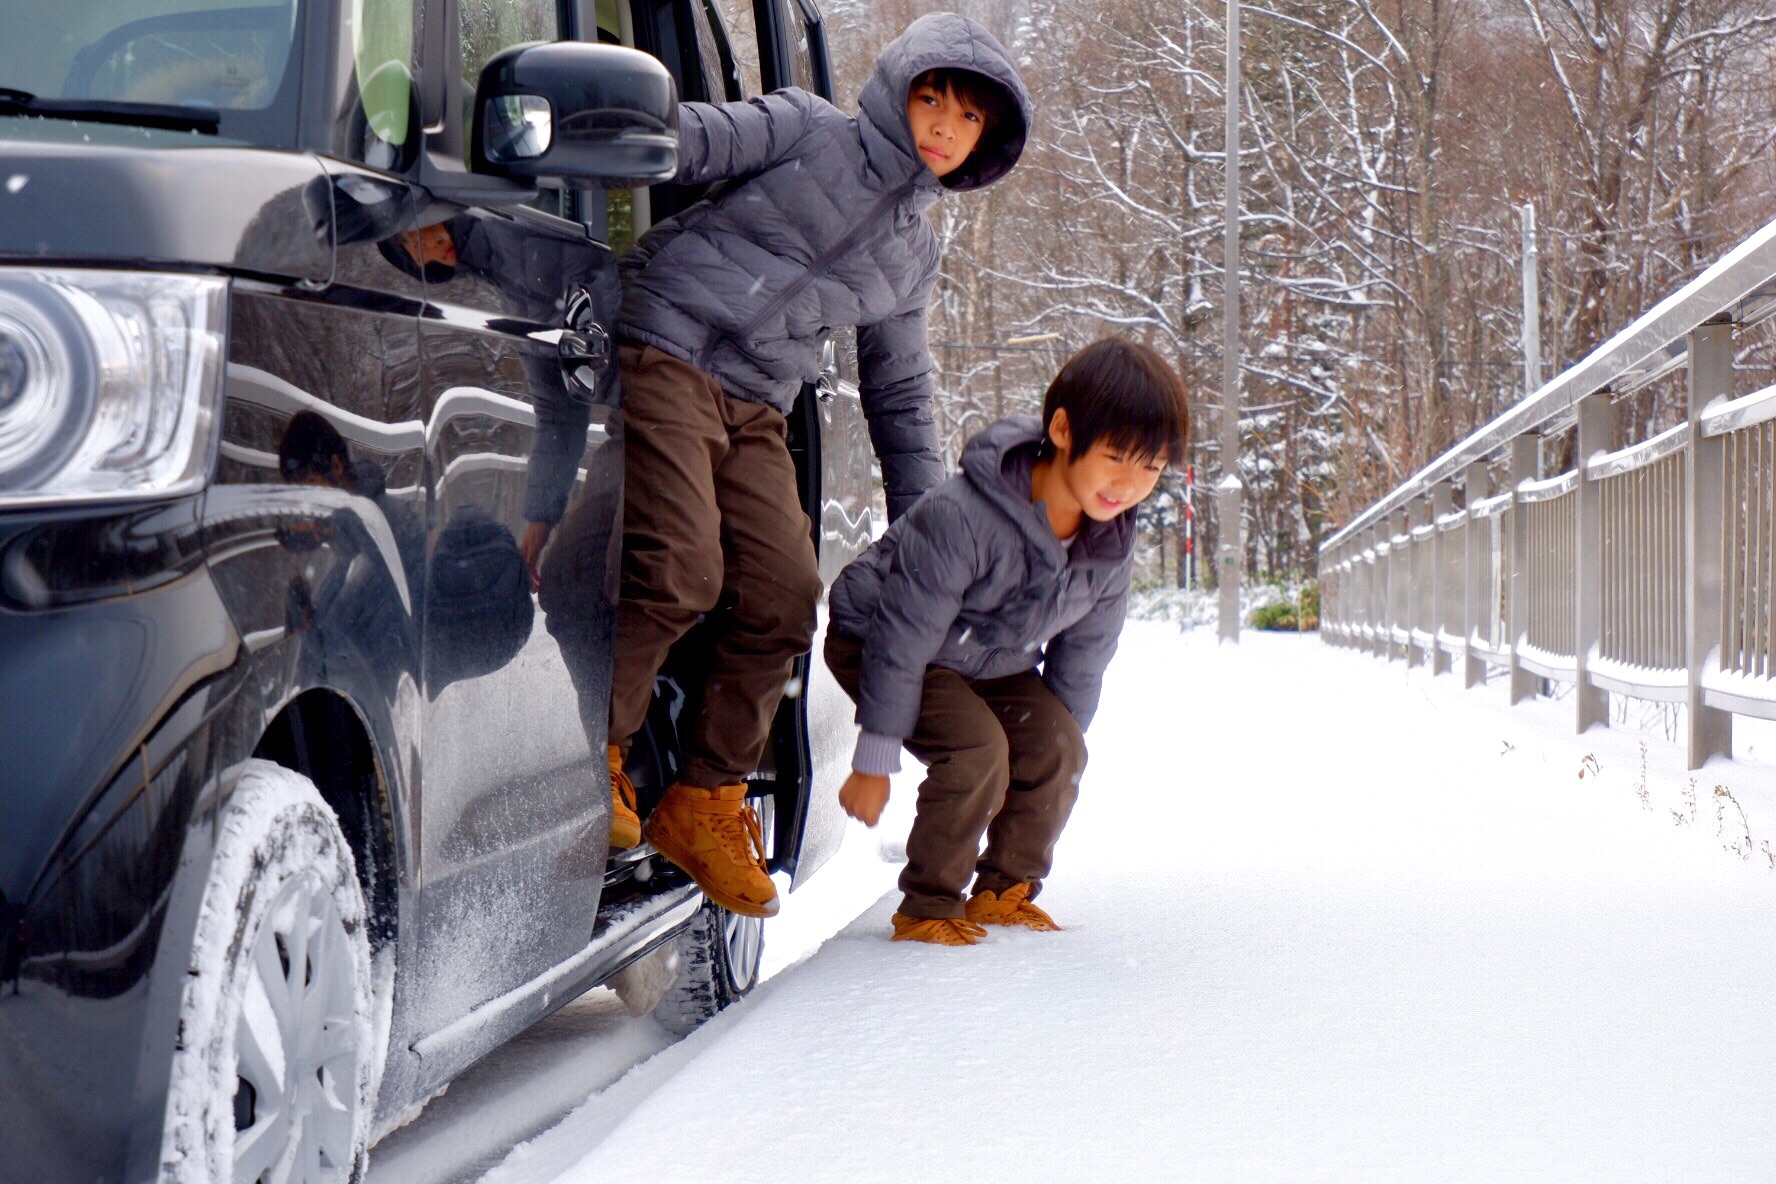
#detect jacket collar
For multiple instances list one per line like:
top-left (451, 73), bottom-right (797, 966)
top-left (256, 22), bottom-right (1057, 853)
top-left (961, 415), bottom-right (1136, 571)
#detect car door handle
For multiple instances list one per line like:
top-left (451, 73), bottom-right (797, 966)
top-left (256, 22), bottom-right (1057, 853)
top-left (559, 324), bottom-right (610, 371)
top-left (816, 334), bottom-right (837, 400)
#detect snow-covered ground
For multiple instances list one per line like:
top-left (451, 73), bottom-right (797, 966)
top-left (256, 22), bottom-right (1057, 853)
top-left (382, 622), bottom-right (1776, 1183)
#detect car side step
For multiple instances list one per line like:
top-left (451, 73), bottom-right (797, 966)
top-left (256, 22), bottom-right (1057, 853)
top-left (408, 884), bottom-right (702, 1094)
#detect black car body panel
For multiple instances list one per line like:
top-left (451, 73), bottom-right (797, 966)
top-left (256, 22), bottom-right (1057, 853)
top-left (0, 543), bottom-right (232, 1181)
top-left (0, 0), bottom-right (876, 1177)
top-left (0, 142), bottom-right (332, 283)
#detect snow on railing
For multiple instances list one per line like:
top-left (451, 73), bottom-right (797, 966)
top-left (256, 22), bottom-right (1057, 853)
top-left (1320, 217), bottom-right (1776, 770)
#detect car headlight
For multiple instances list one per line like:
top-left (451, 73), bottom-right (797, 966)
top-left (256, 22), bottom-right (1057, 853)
top-left (0, 270), bottom-right (226, 506)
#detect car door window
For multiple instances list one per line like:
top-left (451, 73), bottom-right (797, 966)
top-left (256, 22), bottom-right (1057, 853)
top-left (693, 0), bottom-right (739, 102)
top-left (341, 0), bottom-right (422, 171)
top-left (462, 0), bottom-right (566, 214)
top-left (594, 0), bottom-right (641, 252)
top-left (605, 0), bottom-right (747, 251)
top-left (767, 0), bottom-right (821, 92)
top-left (706, 0), bottom-right (760, 96)
top-left (460, 0), bottom-right (559, 88)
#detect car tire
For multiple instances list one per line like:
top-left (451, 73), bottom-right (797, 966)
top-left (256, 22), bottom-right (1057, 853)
top-left (158, 759), bottom-right (376, 1184)
top-left (652, 789), bottom-right (771, 1036)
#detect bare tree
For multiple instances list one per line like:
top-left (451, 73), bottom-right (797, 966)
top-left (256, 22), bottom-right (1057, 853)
top-left (810, 0), bottom-right (1776, 582)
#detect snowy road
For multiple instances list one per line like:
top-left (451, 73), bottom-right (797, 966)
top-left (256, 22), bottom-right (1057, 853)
top-left (375, 623), bottom-right (1776, 1183)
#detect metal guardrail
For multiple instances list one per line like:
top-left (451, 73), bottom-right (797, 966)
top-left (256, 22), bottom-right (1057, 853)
top-left (1319, 219), bottom-right (1776, 769)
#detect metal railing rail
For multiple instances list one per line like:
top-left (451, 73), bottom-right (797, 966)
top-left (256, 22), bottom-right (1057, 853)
top-left (1320, 219), bottom-right (1776, 769)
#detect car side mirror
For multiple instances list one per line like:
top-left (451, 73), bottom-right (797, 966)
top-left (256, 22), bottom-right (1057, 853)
top-left (470, 42), bottom-right (678, 187)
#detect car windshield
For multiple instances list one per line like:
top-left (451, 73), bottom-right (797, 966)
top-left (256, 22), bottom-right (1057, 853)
top-left (0, 1), bottom-right (301, 145)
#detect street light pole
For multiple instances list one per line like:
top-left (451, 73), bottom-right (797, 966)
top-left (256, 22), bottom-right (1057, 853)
top-left (1520, 202), bottom-right (1541, 398)
top-left (1219, 0), bottom-right (1243, 643)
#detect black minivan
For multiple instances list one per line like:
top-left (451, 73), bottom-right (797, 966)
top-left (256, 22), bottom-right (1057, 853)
top-left (0, 0), bottom-right (873, 1179)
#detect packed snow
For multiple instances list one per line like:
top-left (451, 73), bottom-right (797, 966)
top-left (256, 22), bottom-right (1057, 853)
top-left (383, 622), bottom-right (1776, 1183)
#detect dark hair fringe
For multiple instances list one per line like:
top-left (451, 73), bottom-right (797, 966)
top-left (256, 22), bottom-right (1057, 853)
top-left (910, 67), bottom-right (1017, 142)
top-left (1038, 337), bottom-right (1192, 466)
top-left (278, 409), bottom-right (353, 487)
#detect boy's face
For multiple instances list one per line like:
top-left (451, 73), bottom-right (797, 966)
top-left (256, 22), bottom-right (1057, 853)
top-left (1050, 409), bottom-right (1166, 522)
top-left (1065, 441), bottom-right (1166, 522)
top-left (906, 81), bottom-right (985, 178)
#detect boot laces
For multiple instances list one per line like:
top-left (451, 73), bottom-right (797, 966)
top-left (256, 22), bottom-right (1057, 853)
top-left (611, 766), bottom-right (638, 814)
top-left (687, 794), bottom-right (769, 872)
top-left (894, 916), bottom-right (988, 944)
top-left (607, 748), bottom-right (638, 813)
top-left (971, 884), bottom-right (1061, 930)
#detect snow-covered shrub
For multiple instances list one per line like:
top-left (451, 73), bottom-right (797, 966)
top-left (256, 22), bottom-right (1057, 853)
top-left (1127, 578), bottom-right (1320, 632)
top-left (1248, 579), bottom-right (1320, 631)
top-left (1126, 583), bottom-right (1219, 629)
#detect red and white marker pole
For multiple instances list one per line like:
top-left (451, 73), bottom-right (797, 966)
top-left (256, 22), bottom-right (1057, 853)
top-left (1184, 464), bottom-right (1196, 588)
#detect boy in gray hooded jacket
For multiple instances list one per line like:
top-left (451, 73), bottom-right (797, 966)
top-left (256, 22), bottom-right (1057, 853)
top-left (528, 13), bottom-right (1030, 920)
top-left (824, 339), bottom-right (1191, 944)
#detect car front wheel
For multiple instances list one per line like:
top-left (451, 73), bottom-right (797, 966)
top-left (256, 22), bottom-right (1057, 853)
top-left (159, 759), bottom-right (376, 1184)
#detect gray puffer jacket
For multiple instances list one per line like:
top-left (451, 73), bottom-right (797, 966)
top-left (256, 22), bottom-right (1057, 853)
top-left (828, 416), bottom-right (1136, 762)
top-left (616, 12), bottom-right (1029, 521)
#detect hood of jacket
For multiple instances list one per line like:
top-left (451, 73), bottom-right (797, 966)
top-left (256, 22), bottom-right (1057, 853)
top-left (857, 12), bottom-right (1031, 193)
top-left (960, 415), bottom-right (1138, 569)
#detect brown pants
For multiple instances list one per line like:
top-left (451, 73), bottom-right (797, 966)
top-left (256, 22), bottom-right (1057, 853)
top-left (609, 344), bottom-right (822, 788)
top-left (825, 632), bottom-right (1087, 919)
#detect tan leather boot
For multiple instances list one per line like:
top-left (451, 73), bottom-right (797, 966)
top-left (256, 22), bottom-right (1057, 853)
top-left (965, 883), bottom-right (1062, 931)
top-left (607, 745), bottom-right (642, 850)
top-left (890, 914), bottom-right (988, 945)
top-left (644, 783), bottom-right (779, 917)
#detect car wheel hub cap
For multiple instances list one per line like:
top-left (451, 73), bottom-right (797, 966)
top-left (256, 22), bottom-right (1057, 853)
top-left (722, 794), bottom-right (769, 993)
top-left (233, 876), bottom-right (359, 1184)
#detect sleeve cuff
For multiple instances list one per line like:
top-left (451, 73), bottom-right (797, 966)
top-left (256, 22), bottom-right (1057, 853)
top-left (852, 731), bottom-right (903, 776)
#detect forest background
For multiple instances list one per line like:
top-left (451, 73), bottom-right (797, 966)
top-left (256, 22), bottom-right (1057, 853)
top-left (735, 0), bottom-right (1776, 587)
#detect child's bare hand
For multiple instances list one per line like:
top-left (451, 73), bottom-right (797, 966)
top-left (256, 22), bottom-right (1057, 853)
top-left (519, 520), bottom-right (552, 592)
top-left (839, 772), bottom-right (890, 827)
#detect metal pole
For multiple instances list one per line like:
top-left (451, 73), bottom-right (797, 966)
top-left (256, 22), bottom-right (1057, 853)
top-left (1185, 463), bottom-right (1196, 589)
top-left (1508, 434), bottom-right (1540, 705)
top-left (1574, 392), bottom-right (1610, 732)
top-left (1462, 460), bottom-right (1489, 688)
top-left (1218, 0), bottom-right (1243, 642)
top-left (1685, 321), bottom-right (1733, 768)
top-left (1521, 203), bottom-right (1541, 397)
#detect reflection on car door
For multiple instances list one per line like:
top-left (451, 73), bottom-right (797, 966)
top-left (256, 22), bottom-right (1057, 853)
top-left (406, 202), bottom-right (620, 1039)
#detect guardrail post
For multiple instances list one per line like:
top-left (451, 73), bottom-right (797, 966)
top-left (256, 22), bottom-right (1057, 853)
top-left (1368, 527), bottom-right (1384, 657)
top-left (1686, 321), bottom-right (1733, 768)
top-left (1508, 433), bottom-right (1540, 705)
top-left (1463, 461), bottom-right (1489, 687)
top-left (1395, 507), bottom-right (1413, 664)
top-left (1356, 532), bottom-right (1371, 653)
top-left (1379, 523), bottom-right (1393, 660)
top-left (1344, 543), bottom-right (1356, 647)
top-left (1574, 393), bottom-right (1611, 732)
top-left (1342, 539), bottom-right (1356, 649)
top-left (1406, 501), bottom-right (1424, 669)
top-left (1430, 481), bottom-right (1454, 676)
top-left (1340, 541), bottom-right (1353, 649)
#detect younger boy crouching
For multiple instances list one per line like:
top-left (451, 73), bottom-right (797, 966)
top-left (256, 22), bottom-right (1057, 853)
top-left (823, 338), bottom-right (1191, 944)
